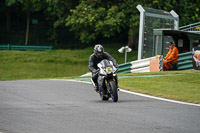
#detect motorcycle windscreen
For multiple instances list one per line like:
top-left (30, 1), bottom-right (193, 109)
top-left (100, 59), bottom-right (113, 68)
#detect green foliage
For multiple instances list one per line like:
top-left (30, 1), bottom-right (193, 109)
top-left (2, 0), bottom-right (200, 46)
top-left (5, 0), bottom-right (45, 11)
top-left (43, 0), bottom-right (79, 44)
top-left (66, 1), bottom-right (130, 43)
top-left (66, 0), bottom-right (200, 44)
top-left (148, 0), bottom-right (200, 26)
top-left (45, 0), bottom-right (78, 28)
top-left (177, 0), bottom-right (200, 26)
top-left (5, 0), bottom-right (17, 6)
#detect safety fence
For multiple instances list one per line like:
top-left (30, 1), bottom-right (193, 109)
top-left (118, 51), bottom-right (194, 74)
top-left (179, 22), bottom-right (200, 34)
top-left (118, 55), bottom-right (163, 74)
top-left (177, 51), bottom-right (193, 70)
top-left (81, 52), bottom-right (193, 77)
top-left (0, 44), bottom-right (53, 50)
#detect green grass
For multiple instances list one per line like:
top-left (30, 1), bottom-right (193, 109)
top-left (119, 70), bottom-right (200, 104)
top-left (0, 44), bottom-right (137, 80)
top-left (0, 50), bottom-right (88, 80)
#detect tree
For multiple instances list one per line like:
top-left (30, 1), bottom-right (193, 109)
top-left (66, 0), bottom-right (154, 48)
top-left (44, 0), bottom-right (79, 44)
top-left (1, 0), bottom-right (11, 33)
top-left (149, 0), bottom-right (200, 26)
top-left (66, 0), bottom-right (200, 48)
top-left (174, 0), bottom-right (200, 26)
top-left (4, 0), bottom-right (199, 47)
top-left (5, 0), bottom-right (46, 45)
top-left (65, 0), bottom-right (154, 48)
top-left (66, 0), bottom-right (128, 44)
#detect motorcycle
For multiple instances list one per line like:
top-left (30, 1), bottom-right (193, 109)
top-left (91, 59), bottom-right (119, 102)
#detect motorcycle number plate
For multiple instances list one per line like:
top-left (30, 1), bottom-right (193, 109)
top-left (106, 67), bottom-right (113, 73)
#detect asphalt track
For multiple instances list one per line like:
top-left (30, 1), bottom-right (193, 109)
top-left (0, 80), bottom-right (200, 133)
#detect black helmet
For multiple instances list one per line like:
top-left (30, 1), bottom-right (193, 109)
top-left (94, 44), bottom-right (104, 58)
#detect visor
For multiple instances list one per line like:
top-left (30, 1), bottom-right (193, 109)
top-left (97, 52), bottom-right (103, 56)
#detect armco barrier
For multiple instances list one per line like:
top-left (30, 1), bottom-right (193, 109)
top-left (118, 55), bottom-right (163, 73)
top-left (130, 57), bottom-right (151, 73)
top-left (118, 51), bottom-right (194, 73)
top-left (82, 52), bottom-right (192, 76)
top-left (118, 63), bottom-right (132, 73)
top-left (0, 44), bottom-right (53, 50)
top-left (177, 51), bottom-right (193, 70)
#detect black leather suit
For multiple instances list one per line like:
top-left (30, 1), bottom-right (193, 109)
top-left (88, 52), bottom-right (118, 85)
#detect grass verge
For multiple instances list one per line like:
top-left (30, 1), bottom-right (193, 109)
top-left (0, 45), bottom-right (137, 80)
top-left (119, 70), bottom-right (200, 104)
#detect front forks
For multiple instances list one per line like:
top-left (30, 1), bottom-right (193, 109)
top-left (98, 75), bottom-right (118, 93)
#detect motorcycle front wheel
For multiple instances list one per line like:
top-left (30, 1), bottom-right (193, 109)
top-left (108, 80), bottom-right (118, 102)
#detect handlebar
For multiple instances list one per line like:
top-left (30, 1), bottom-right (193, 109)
top-left (92, 69), bottom-right (100, 76)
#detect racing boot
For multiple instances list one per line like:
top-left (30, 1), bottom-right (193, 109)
top-left (99, 87), bottom-right (106, 95)
top-left (94, 83), bottom-right (99, 92)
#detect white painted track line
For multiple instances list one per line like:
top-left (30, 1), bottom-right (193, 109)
top-left (50, 79), bottom-right (200, 107)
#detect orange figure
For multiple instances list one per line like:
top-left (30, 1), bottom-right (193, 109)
top-left (163, 42), bottom-right (179, 71)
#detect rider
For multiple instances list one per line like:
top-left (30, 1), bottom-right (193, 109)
top-left (88, 44), bottom-right (119, 92)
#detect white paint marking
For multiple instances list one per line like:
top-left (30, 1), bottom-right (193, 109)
top-left (50, 79), bottom-right (200, 107)
top-left (66, 79), bottom-right (92, 84)
top-left (120, 89), bottom-right (200, 107)
top-left (50, 79), bottom-right (92, 84)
